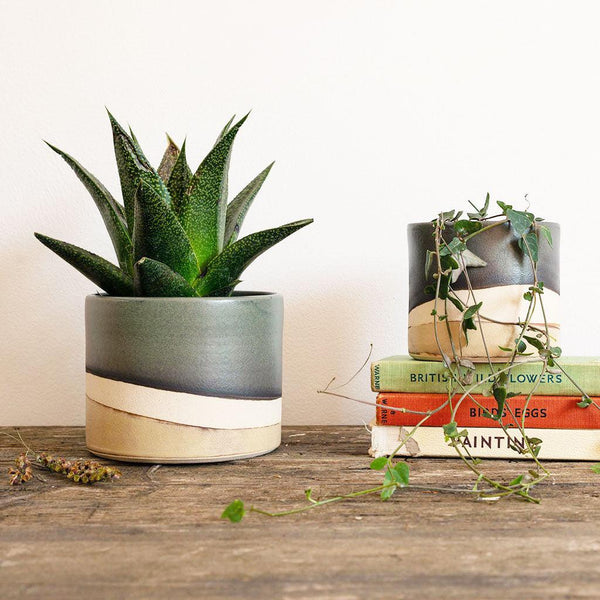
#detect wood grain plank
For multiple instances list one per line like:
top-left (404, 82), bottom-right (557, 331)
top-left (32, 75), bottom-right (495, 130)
top-left (1, 427), bottom-right (600, 599)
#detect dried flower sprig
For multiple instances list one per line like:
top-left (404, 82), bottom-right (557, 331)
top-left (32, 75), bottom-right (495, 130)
top-left (8, 453), bottom-right (33, 485)
top-left (4, 431), bottom-right (121, 486)
top-left (35, 453), bottom-right (121, 484)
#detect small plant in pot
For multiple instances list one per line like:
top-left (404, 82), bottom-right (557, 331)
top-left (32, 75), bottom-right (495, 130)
top-left (36, 111), bottom-right (312, 463)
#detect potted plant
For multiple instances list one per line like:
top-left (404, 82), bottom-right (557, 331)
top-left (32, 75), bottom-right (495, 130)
top-left (36, 111), bottom-right (312, 463)
top-left (407, 200), bottom-right (560, 362)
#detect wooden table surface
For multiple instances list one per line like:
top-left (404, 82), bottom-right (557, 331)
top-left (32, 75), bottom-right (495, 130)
top-left (1, 426), bottom-right (600, 600)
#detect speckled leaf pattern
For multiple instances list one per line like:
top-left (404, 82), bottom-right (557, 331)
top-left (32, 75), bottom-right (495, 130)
top-left (167, 140), bottom-right (192, 215)
top-left (180, 114), bottom-right (248, 271)
top-left (133, 179), bottom-right (199, 283)
top-left (45, 143), bottom-right (133, 274)
top-left (206, 279), bottom-right (241, 297)
top-left (225, 162), bottom-right (274, 246)
top-left (108, 111), bottom-right (154, 232)
top-left (215, 115), bottom-right (235, 145)
top-left (34, 233), bottom-right (134, 296)
top-left (128, 126), bottom-right (152, 168)
top-left (134, 257), bottom-right (198, 297)
top-left (195, 219), bottom-right (313, 296)
top-left (158, 136), bottom-right (180, 182)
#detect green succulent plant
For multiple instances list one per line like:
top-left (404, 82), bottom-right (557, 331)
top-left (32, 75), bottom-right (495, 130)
top-left (35, 112), bottom-right (312, 297)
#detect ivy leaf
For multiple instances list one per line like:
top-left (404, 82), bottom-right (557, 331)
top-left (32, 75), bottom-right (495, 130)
top-left (448, 295), bottom-right (464, 312)
top-left (34, 233), bottom-right (134, 296)
top-left (492, 386), bottom-right (507, 419)
top-left (464, 302), bottom-right (483, 320)
top-left (454, 220), bottom-right (483, 238)
top-left (370, 457), bottom-right (388, 470)
top-left (221, 500), bottom-right (246, 523)
top-left (381, 471), bottom-right (396, 501)
top-left (577, 396), bottom-right (592, 408)
top-left (425, 249), bottom-right (435, 278)
top-left (538, 224), bottom-right (553, 247)
top-left (518, 231), bottom-right (539, 261)
top-left (506, 208), bottom-right (534, 238)
top-left (443, 422), bottom-right (459, 439)
top-left (523, 335), bottom-right (545, 351)
top-left (392, 462), bottom-right (410, 487)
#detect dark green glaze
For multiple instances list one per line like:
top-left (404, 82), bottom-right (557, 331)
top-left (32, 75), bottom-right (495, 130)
top-left (408, 221), bottom-right (560, 311)
top-left (86, 293), bottom-right (283, 398)
top-left (35, 233), bottom-right (134, 296)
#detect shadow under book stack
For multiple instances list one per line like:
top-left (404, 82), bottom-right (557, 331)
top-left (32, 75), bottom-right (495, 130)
top-left (369, 356), bottom-right (600, 460)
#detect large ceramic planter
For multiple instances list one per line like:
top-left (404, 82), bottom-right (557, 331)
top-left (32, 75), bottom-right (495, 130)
top-left (85, 293), bottom-right (283, 463)
top-left (408, 221), bottom-right (560, 362)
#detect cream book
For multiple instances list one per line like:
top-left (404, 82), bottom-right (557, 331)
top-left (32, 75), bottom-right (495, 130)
top-left (369, 424), bottom-right (600, 461)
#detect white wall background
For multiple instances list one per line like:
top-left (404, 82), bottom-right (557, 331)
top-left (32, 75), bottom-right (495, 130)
top-left (1, 0), bottom-right (599, 426)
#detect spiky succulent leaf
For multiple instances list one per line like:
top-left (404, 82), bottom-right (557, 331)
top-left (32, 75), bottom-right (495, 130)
top-left (195, 219), bottom-right (313, 296)
top-left (45, 142), bottom-right (133, 274)
top-left (167, 139), bottom-right (192, 214)
top-left (128, 126), bottom-right (152, 167)
top-left (134, 257), bottom-right (198, 297)
top-left (225, 162), bottom-right (273, 246)
top-left (108, 111), bottom-right (157, 232)
top-left (34, 233), bottom-right (134, 296)
top-left (206, 279), bottom-right (242, 297)
top-left (133, 179), bottom-right (199, 283)
top-left (215, 114), bottom-right (235, 145)
top-left (158, 135), bottom-right (180, 182)
top-left (178, 114), bottom-right (248, 271)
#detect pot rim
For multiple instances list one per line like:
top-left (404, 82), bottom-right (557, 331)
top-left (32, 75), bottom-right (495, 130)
top-left (87, 291), bottom-right (280, 302)
top-left (407, 219), bottom-right (560, 227)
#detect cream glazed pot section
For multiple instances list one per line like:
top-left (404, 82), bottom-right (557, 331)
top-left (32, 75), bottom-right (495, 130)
top-left (85, 293), bottom-right (283, 463)
top-left (407, 221), bottom-right (560, 363)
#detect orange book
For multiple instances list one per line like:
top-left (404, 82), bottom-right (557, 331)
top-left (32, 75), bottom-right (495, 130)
top-left (376, 393), bottom-right (600, 429)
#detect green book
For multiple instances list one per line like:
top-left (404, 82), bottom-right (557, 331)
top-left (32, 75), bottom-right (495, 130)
top-left (371, 356), bottom-right (600, 396)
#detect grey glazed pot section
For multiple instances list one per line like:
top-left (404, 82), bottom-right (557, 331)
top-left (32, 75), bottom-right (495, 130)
top-left (408, 221), bottom-right (560, 311)
top-left (85, 293), bottom-right (283, 399)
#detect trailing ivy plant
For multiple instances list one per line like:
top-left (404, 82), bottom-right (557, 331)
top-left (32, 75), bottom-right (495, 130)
top-left (223, 194), bottom-right (596, 522)
top-left (36, 111), bottom-right (312, 297)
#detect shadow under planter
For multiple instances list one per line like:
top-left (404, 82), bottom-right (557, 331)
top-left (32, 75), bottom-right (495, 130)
top-left (85, 293), bottom-right (283, 463)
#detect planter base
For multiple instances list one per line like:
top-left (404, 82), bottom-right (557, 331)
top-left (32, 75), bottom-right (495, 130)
top-left (85, 398), bottom-right (281, 463)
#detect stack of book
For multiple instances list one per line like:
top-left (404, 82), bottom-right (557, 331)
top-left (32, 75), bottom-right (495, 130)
top-left (369, 356), bottom-right (600, 460)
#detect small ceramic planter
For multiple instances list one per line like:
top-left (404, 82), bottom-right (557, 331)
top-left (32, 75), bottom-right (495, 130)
top-left (407, 221), bottom-right (560, 362)
top-left (85, 293), bottom-right (283, 463)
